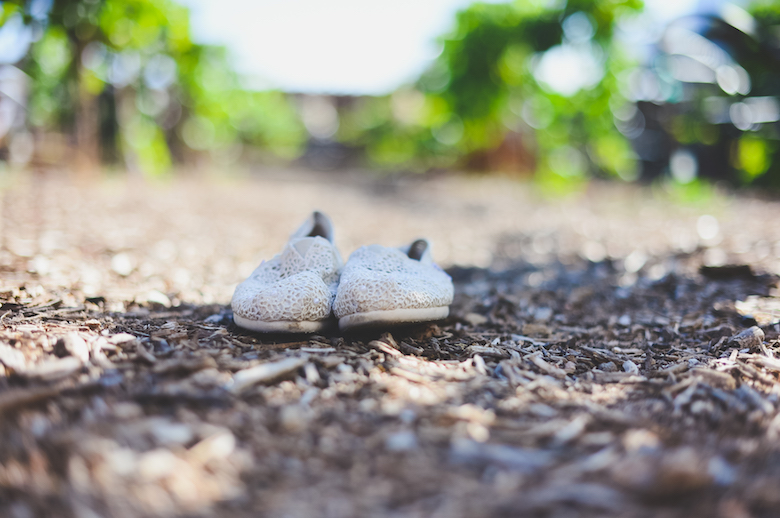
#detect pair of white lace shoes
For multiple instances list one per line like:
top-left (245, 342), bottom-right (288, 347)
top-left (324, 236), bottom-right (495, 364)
top-left (231, 212), bottom-right (454, 333)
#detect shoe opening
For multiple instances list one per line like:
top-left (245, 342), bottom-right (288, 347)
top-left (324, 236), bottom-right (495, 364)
top-left (407, 239), bottom-right (428, 261)
top-left (309, 211), bottom-right (332, 240)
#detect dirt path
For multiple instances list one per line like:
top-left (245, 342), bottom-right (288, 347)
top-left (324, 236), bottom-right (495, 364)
top-left (1, 168), bottom-right (780, 517)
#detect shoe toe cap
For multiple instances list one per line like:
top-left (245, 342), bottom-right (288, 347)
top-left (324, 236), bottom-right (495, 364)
top-left (334, 273), bottom-right (453, 318)
top-left (232, 271), bottom-right (332, 322)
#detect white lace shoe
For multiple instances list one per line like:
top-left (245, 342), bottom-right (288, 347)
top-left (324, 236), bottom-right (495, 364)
top-left (333, 239), bottom-right (453, 331)
top-left (231, 212), bottom-right (342, 333)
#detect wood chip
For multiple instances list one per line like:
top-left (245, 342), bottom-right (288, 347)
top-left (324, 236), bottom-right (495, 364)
top-left (399, 342), bottom-right (424, 355)
top-left (731, 326), bottom-right (765, 351)
top-left (528, 354), bottom-right (567, 379)
top-left (450, 438), bottom-right (554, 473)
top-left (690, 367), bottom-right (737, 390)
top-left (469, 345), bottom-right (509, 358)
top-left (136, 341), bottom-right (156, 364)
top-left (464, 313), bottom-right (488, 326)
top-left (552, 414), bottom-right (591, 445)
top-left (229, 357), bottom-right (308, 393)
top-left (0, 386), bottom-right (60, 413)
top-left (747, 355), bottom-right (780, 372)
top-left (109, 333), bottom-right (139, 346)
top-left (299, 347), bottom-right (336, 354)
top-left (23, 356), bottom-right (82, 381)
top-left (54, 332), bottom-right (90, 363)
top-left (0, 343), bottom-right (26, 372)
top-left (390, 367), bottom-right (428, 384)
top-left (369, 340), bottom-right (402, 357)
top-left (152, 356), bottom-right (218, 375)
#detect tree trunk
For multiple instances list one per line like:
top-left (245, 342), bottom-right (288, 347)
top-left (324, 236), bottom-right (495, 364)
top-left (74, 41), bottom-right (100, 180)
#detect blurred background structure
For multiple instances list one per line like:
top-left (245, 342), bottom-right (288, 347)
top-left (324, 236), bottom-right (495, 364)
top-left (0, 0), bottom-right (779, 189)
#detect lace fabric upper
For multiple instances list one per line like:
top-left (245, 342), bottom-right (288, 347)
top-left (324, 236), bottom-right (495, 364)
top-left (333, 243), bottom-right (453, 318)
top-left (232, 234), bottom-right (342, 322)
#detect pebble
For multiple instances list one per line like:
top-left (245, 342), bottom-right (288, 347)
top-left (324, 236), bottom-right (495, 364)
top-left (152, 338), bottom-right (172, 355)
top-left (472, 354), bottom-right (488, 376)
top-left (599, 362), bottom-right (618, 373)
top-left (303, 363), bottom-right (321, 384)
top-left (464, 313), bottom-right (488, 326)
top-left (622, 360), bottom-right (639, 375)
top-left (188, 430), bottom-right (236, 464)
top-left (105, 447), bottom-right (138, 476)
top-left (279, 405), bottom-right (310, 433)
top-left (622, 429), bottom-right (660, 453)
top-left (731, 326), bottom-right (765, 350)
top-left (613, 446), bottom-right (712, 497)
top-left (145, 418), bottom-right (195, 446)
top-left (697, 215), bottom-right (720, 241)
top-left (656, 447), bottom-right (713, 493)
top-left (111, 402), bottom-right (144, 420)
top-left (137, 448), bottom-right (180, 481)
top-left (385, 430), bottom-right (418, 451)
top-left (54, 332), bottom-right (90, 363)
top-left (529, 403), bottom-right (558, 418)
top-left (552, 414), bottom-right (590, 446)
top-left (708, 456), bottom-right (736, 486)
top-left (143, 290), bottom-right (172, 307)
top-left (522, 323), bottom-right (551, 336)
top-left (23, 356), bottom-right (82, 381)
top-left (111, 253), bottom-right (134, 276)
top-left (533, 307), bottom-right (553, 322)
top-left (0, 343), bottom-right (27, 372)
top-left (109, 333), bottom-right (139, 347)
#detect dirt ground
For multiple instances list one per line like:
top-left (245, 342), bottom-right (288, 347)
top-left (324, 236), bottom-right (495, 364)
top-left (1, 167), bottom-right (780, 518)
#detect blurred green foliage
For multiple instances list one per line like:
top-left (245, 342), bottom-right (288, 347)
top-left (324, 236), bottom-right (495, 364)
top-left (335, 0), bottom-right (780, 191)
top-left (338, 0), bottom-right (643, 185)
top-left (730, 3), bottom-right (780, 188)
top-left (5, 0), bottom-right (780, 189)
top-left (629, 0), bottom-right (780, 189)
top-left (5, 0), bottom-right (305, 175)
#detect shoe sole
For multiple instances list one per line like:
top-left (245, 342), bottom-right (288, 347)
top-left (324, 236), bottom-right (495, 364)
top-left (233, 314), bottom-right (330, 333)
top-left (338, 306), bottom-right (449, 331)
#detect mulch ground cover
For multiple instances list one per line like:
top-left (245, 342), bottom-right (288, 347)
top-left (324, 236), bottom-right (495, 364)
top-left (1, 168), bottom-right (780, 517)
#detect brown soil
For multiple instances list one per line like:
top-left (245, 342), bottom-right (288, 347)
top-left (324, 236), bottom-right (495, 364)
top-left (1, 167), bottom-right (780, 518)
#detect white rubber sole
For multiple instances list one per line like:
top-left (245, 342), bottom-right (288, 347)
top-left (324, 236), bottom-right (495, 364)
top-left (338, 306), bottom-right (449, 331)
top-left (233, 314), bottom-right (330, 333)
